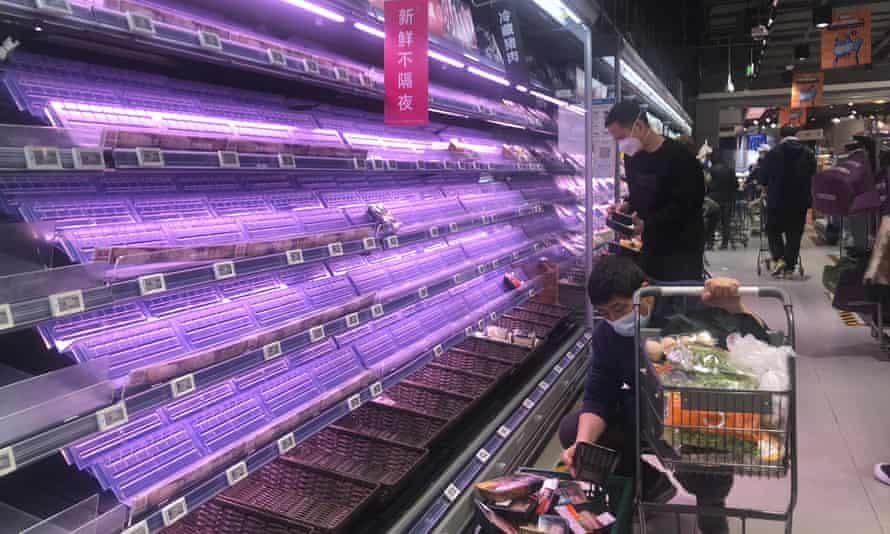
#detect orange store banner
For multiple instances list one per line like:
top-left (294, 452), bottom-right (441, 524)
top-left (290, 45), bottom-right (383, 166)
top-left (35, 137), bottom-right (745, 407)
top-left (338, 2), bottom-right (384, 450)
top-left (821, 9), bottom-right (871, 69)
top-left (791, 72), bottom-right (824, 109)
top-left (780, 107), bottom-right (807, 128)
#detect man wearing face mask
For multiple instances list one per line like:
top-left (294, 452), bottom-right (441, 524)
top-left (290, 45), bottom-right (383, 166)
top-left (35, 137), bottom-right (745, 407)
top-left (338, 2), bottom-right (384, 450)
top-left (559, 256), bottom-right (757, 534)
top-left (606, 101), bottom-right (706, 281)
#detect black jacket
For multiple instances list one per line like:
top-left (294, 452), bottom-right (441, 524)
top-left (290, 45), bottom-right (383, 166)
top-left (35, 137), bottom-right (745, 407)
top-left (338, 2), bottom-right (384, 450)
top-left (761, 138), bottom-right (817, 211)
top-left (708, 162), bottom-right (737, 203)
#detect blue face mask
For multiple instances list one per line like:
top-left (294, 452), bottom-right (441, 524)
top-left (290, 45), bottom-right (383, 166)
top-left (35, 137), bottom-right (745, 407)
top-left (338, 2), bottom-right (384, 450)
top-left (606, 309), bottom-right (650, 337)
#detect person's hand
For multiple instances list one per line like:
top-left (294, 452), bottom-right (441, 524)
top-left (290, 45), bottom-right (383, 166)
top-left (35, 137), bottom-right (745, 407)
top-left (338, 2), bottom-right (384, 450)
top-left (561, 444), bottom-right (577, 477)
top-left (703, 277), bottom-right (744, 313)
top-left (631, 212), bottom-right (644, 236)
top-left (608, 202), bottom-right (630, 216)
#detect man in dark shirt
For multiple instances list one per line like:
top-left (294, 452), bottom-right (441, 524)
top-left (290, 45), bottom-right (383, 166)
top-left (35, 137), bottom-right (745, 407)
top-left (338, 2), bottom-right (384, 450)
top-left (708, 150), bottom-right (738, 250)
top-left (560, 256), bottom-right (757, 534)
top-left (760, 125), bottom-right (817, 277)
top-left (606, 101), bottom-right (706, 281)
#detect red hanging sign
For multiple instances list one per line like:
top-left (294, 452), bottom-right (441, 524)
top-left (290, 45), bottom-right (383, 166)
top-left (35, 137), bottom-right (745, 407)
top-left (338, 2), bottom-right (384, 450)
top-left (385, 0), bottom-right (429, 125)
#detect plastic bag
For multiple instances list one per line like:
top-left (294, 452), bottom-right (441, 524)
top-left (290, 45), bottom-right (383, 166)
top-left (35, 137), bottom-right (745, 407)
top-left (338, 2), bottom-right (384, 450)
top-left (726, 333), bottom-right (791, 391)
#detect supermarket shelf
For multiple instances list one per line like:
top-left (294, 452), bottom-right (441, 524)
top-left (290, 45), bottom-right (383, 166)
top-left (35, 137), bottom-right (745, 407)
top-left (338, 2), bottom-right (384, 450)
top-left (124, 277), bottom-right (549, 533)
top-left (0, 0), bottom-right (551, 134)
top-left (0, 235), bottom-right (557, 478)
top-left (385, 326), bottom-right (592, 534)
top-left (0, 201), bottom-right (550, 334)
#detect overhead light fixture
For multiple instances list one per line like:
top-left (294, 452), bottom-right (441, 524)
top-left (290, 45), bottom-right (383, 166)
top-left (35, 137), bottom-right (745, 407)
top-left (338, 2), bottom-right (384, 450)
top-left (530, 90), bottom-right (568, 107)
top-left (726, 45), bottom-right (735, 93)
top-left (462, 52), bottom-right (481, 63)
top-left (814, 5), bottom-right (832, 29)
top-left (354, 22), bottom-right (384, 38)
top-left (486, 119), bottom-right (526, 129)
top-left (467, 66), bottom-right (510, 86)
top-left (567, 105), bottom-right (586, 115)
top-left (726, 73), bottom-right (735, 93)
top-left (515, 85), bottom-right (529, 93)
top-left (281, 0), bottom-right (345, 23)
top-left (34, 24), bottom-right (43, 32)
top-left (832, 117), bottom-right (841, 124)
top-left (430, 108), bottom-right (468, 118)
top-left (532, 0), bottom-right (581, 25)
top-left (768, 17), bottom-right (774, 27)
top-left (874, 99), bottom-right (888, 105)
top-left (753, 119), bottom-right (759, 125)
top-left (848, 101), bottom-right (854, 106)
top-left (849, 112), bottom-right (856, 118)
top-left (429, 50), bottom-right (465, 68)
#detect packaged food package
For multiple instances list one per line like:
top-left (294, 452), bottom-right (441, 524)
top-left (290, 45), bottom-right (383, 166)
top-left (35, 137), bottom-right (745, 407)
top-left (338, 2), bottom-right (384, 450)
top-left (485, 325), bottom-right (512, 343)
top-left (535, 479), bottom-right (559, 515)
top-left (664, 392), bottom-right (764, 443)
top-left (670, 430), bottom-right (785, 465)
top-left (663, 342), bottom-right (758, 390)
top-left (512, 331), bottom-right (538, 349)
top-left (725, 334), bottom-right (791, 392)
top-left (476, 474), bottom-right (546, 502)
top-left (475, 500), bottom-right (520, 534)
top-left (537, 514), bottom-right (569, 534)
top-left (555, 504), bottom-right (614, 533)
top-left (489, 498), bottom-right (536, 522)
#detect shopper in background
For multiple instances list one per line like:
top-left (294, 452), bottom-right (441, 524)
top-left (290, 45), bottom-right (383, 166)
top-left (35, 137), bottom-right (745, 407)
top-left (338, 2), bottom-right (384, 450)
top-left (708, 150), bottom-right (738, 250)
top-left (760, 125), bottom-right (816, 277)
top-left (560, 256), bottom-right (757, 534)
top-left (606, 101), bottom-right (706, 281)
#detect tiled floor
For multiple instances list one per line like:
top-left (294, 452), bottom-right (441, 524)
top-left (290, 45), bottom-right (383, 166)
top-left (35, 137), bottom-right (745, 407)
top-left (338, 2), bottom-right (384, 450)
top-left (536, 245), bottom-right (890, 533)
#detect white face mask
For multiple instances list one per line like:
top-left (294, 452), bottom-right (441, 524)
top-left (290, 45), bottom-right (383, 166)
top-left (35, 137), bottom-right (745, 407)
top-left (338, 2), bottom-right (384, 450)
top-left (619, 136), bottom-right (644, 157)
top-left (606, 308), bottom-right (650, 337)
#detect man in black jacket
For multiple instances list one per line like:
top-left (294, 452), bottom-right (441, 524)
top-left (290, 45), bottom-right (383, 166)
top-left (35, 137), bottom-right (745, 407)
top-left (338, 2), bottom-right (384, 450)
top-left (607, 101), bottom-right (706, 281)
top-left (708, 150), bottom-right (738, 250)
top-left (760, 125), bottom-right (817, 277)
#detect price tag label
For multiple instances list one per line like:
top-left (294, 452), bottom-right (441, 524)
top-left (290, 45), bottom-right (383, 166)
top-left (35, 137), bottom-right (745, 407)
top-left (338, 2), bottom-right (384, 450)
top-left (126, 11), bottom-right (156, 34)
top-left (0, 304), bottom-right (14, 331)
top-left (347, 393), bottom-right (362, 411)
top-left (346, 313), bottom-right (360, 328)
top-left (497, 425), bottom-right (512, 439)
top-left (369, 381), bottom-right (384, 397)
top-left (121, 520), bottom-right (148, 534)
top-left (36, 0), bottom-right (72, 15)
top-left (490, 259), bottom-right (499, 268)
top-left (267, 48), bottom-right (287, 66)
top-left (449, 222), bottom-right (459, 232)
top-left (198, 30), bottom-right (222, 51)
top-left (161, 497), bottom-right (188, 527)
top-left (482, 215), bottom-right (492, 224)
top-left (538, 381), bottom-right (550, 391)
top-left (213, 261), bottom-right (236, 280)
top-left (363, 237), bottom-right (377, 251)
top-left (263, 341), bottom-right (283, 361)
top-left (567, 351), bottom-right (577, 361)
top-left (278, 153), bottom-right (296, 168)
top-left (443, 483), bottom-right (461, 502)
top-left (136, 147), bottom-right (164, 167)
top-left (554, 364), bottom-right (564, 375)
top-left (277, 433), bottom-right (296, 454)
top-left (328, 242), bottom-right (344, 257)
top-left (285, 249), bottom-right (304, 265)
top-left (226, 461), bottom-right (248, 486)
top-left (522, 398), bottom-right (535, 410)
top-left (371, 304), bottom-right (384, 318)
top-left (385, 235), bottom-right (400, 248)
top-left (528, 288), bottom-right (536, 298)
top-left (477, 319), bottom-right (485, 330)
top-left (0, 447), bottom-right (16, 477)
top-left (217, 151), bottom-right (240, 168)
top-left (475, 448), bottom-right (491, 464)
top-left (513, 251), bottom-right (521, 260)
top-left (452, 274), bottom-right (463, 284)
top-left (464, 326), bottom-right (474, 337)
top-left (489, 312), bottom-right (497, 321)
top-left (477, 265), bottom-right (486, 274)
top-left (433, 344), bottom-right (444, 357)
top-left (305, 58), bottom-right (319, 73)
top-left (429, 227), bottom-right (440, 238)
top-left (534, 243), bottom-right (544, 251)
top-left (170, 374), bottom-right (196, 399)
top-left (138, 273), bottom-right (166, 296)
top-left (309, 325), bottom-right (325, 342)
top-left (72, 148), bottom-right (105, 170)
top-left (49, 290), bottom-right (84, 318)
top-left (96, 402), bottom-right (128, 432)
top-left (417, 286), bottom-right (429, 299)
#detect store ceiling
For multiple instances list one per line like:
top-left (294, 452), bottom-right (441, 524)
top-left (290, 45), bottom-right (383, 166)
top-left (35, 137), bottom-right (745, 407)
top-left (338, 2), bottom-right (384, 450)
top-left (703, 0), bottom-right (890, 76)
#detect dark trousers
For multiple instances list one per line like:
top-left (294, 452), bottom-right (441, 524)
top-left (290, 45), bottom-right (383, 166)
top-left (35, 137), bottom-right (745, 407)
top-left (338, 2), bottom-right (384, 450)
top-left (718, 201), bottom-right (734, 247)
top-left (641, 250), bottom-right (704, 282)
top-left (559, 410), bottom-right (733, 506)
top-left (767, 207), bottom-right (807, 269)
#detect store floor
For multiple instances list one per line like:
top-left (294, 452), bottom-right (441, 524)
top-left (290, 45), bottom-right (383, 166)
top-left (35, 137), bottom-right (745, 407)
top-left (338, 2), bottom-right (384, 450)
top-left (535, 244), bottom-right (890, 533)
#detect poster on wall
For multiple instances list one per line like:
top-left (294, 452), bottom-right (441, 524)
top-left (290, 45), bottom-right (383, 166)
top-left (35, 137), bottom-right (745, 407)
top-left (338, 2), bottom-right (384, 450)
top-left (821, 9), bottom-right (871, 69)
top-left (384, 0), bottom-right (429, 125)
top-left (791, 72), bottom-right (824, 109)
top-left (779, 107), bottom-right (808, 127)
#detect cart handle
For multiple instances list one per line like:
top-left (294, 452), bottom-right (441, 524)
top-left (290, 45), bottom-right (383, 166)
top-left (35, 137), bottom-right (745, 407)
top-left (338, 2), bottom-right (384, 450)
top-left (633, 285), bottom-right (792, 305)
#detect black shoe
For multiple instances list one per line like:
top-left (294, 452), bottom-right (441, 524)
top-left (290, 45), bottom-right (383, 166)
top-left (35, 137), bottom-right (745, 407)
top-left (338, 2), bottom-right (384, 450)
top-left (643, 472), bottom-right (677, 504)
top-left (698, 514), bottom-right (729, 534)
top-left (719, 243), bottom-right (729, 250)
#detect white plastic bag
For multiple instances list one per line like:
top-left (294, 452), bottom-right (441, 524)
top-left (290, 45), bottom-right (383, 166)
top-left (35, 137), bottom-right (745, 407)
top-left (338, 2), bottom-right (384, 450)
top-left (726, 334), bottom-right (792, 391)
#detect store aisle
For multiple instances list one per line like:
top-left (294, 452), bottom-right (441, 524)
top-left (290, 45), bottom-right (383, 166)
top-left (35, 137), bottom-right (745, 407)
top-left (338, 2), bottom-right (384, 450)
top-left (647, 246), bottom-right (890, 534)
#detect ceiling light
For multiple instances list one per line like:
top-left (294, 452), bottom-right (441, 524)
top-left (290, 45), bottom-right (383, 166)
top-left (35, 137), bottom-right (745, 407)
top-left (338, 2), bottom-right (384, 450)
top-left (848, 102), bottom-right (854, 106)
top-left (281, 0), bottom-right (345, 23)
top-left (429, 50), bottom-right (465, 68)
top-left (34, 25), bottom-right (43, 32)
top-left (814, 5), bottom-right (832, 29)
top-left (430, 108), bottom-right (468, 118)
top-left (354, 22), bottom-right (384, 38)
top-left (753, 119), bottom-right (759, 125)
top-left (849, 112), bottom-right (856, 119)
top-left (467, 66), bottom-right (510, 86)
top-left (486, 119), bottom-right (526, 129)
top-left (515, 85), bottom-right (528, 93)
top-left (768, 17), bottom-right (774, 27)
top-left (832, 117), bottom-right (841, 124)
top-left (530, 90), bottom-right (568, 107)
top-left (532, 0), bottom-right (581, 25)
top-left (462, 52), bottom-right (481, 63)
top-left (874, 99), bottom-right (888, 105)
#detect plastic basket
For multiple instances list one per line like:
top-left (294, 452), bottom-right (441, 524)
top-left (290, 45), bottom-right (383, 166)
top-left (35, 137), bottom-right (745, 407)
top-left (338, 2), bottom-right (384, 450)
top-left (378, 381), bottom-right (474, 421)
top-left (333, 401), bottom-right (449, 448)
top-left (434, 349), bottom-right (514, 378)
top-left (221, 460), bottom-right (377, 533)
top-left (454, 337), bottom-right (530, 364)
top-left (503, 308), bottom-right (561, 327)
top-left (494, 316), bottom-right (552, 338)
top-left (283, 426), bottom-right (427, 489)
top-left (161, 497), bottom-right (315, 534)
top-left (516, 301), bottom-right (571, 319)
top-left (406, 363), bottom-right (494, 398)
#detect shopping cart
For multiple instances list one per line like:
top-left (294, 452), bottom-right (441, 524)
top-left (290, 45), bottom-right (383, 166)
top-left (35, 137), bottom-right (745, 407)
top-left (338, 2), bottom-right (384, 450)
top-left (632, 286), bottom-right (797, 534)
top-left (756, 197), bottom-right (805, 278)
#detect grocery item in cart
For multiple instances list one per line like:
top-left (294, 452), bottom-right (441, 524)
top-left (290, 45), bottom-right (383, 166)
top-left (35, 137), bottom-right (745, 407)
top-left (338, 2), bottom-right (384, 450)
top-left (476, 473), bottom-right (546, 501)
top-left (662, 342), bottom-right (758, 390)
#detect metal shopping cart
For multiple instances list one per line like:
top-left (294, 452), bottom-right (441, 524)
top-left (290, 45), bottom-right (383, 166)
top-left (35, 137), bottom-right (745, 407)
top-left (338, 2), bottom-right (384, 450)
top-left (632, 286), bottom-right (798, 534)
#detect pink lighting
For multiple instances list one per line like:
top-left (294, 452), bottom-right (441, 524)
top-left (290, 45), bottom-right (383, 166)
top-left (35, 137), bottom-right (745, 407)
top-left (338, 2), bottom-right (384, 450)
top-left (354, 22), bottom-right (385, 38)
top-left (429, 50), bottom-right (465, 69)
top-left (467, 66), bottom-right (510, 87)
top-left (280, 0), bottom-right (345, 23)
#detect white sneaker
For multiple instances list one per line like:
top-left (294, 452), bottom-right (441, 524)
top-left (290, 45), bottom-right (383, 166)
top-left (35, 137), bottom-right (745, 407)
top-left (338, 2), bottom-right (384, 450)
top-left (874, 463), bottom-right (890, 486)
